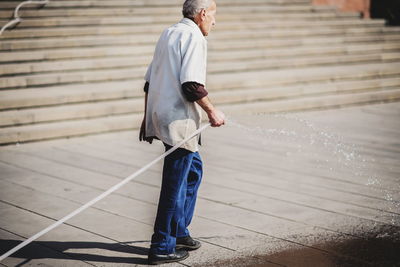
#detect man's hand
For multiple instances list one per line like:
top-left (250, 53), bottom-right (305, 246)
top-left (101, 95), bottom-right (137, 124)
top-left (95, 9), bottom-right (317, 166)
top-left (207, 108), bottom-right (225, 127)
top-left (196, 96), bottom-right (225, 127)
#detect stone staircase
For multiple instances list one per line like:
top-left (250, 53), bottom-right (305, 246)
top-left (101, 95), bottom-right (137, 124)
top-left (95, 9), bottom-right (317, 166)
top-left (0, 0), bottom-right (399, 145)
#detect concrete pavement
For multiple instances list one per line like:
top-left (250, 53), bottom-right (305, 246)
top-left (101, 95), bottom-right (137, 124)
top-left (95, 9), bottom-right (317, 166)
top-left (0, 102), bottom-right (399, 266)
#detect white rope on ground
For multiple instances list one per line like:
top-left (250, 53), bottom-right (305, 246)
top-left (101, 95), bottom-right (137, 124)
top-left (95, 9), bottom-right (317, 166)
top-left (0, 0), bottom-right (49, 36)
top-left (0, 123), bottom-right (211, 262)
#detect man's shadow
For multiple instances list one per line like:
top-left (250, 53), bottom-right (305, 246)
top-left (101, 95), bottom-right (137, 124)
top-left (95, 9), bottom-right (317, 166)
top-left (0, 239), bottom-right (150, 266)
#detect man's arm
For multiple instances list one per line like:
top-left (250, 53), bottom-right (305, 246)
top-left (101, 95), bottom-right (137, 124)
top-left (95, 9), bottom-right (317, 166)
top-left (180, 82), bottom-right (225, 127)
top-left (196, 95), bottom-right (225, 127)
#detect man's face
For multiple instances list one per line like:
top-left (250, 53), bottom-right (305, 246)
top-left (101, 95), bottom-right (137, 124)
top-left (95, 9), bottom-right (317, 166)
top-left (198, 1), bottom-right (217, 36)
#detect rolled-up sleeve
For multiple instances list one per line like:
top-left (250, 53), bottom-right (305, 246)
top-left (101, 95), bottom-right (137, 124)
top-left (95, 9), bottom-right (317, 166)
top-left (182, 82), bottom-right (208, 102)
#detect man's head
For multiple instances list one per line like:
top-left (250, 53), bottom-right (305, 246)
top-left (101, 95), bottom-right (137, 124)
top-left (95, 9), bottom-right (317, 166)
top-left (182, 0), bottom-right (217, 36)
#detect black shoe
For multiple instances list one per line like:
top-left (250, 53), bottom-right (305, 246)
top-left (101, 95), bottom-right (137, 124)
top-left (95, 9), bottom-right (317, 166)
top-left (148, 250), bottom-right (189, 265)
top-left (176, 236), bottom-right (201, 251)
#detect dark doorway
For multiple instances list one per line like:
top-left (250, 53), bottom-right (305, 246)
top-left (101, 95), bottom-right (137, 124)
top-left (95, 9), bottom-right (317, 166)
top-left (371, 0), bottom-right (400, 25)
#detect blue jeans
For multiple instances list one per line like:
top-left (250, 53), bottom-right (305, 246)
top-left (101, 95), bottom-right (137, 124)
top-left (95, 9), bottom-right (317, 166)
top-left (150, 144), bottom-right (203, 254)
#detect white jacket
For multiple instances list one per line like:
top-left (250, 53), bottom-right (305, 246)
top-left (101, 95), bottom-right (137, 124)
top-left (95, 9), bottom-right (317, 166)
top-left (144, 18), bottom-right (207, 152)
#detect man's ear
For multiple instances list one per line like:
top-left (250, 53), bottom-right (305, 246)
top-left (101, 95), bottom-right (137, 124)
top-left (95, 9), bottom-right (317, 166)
top-left (200, 9), bottom-right (207, 21)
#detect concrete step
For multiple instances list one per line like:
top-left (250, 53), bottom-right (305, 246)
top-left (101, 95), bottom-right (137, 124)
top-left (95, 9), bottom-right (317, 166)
top-left (0, 44), bottom-right (155, 63)
top-left (0, 80), bottom-right (144, 110)
top-left (0, 0), bottom-right (311, 9)
top-left (0, 55), bottom-right (151, 76)
top-left (0, 65), bottom-right (146, 89)
top-left (212, 77), bottom-right (400, 105)
top-left (2, 53), bottom-right (400, 90)
top-left (1, 88), bottom-right (400, 145)
top-left (212, 26), bottom-right (394, 40)
top-left (209, 52), bottom-right (400, 74)
top-left (221, 87), bottom-right (400, 115)
top-left (2, 51), bottom-right (399, 77)
top-left (2, 30), bottom-right (396, 52)
top-left (0, 113), bottom-right (142, 145)
top-left (0, 98), bottom-right (143, 127)
top-left (0, 20), bottom-right (388, 40)
top-left (206, 62), bottom-right (400, 91)
top-left (0, 13), bottom-right (360, 29)
top-left (0, 5), bottom-right (336, 19)
top-left (209, 34), bottom-right (400, 51)
top-left (210, 43), bottom-right (400, 62)
top-left (113, 0), bottom-right (310, 2)
top-left (2, 77), bottom-right (399, 127)
top-left (1, 42), bottom-right (399, 64)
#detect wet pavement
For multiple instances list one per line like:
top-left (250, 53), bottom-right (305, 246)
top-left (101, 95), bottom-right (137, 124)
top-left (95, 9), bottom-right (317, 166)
top-left (211, 225), bottom-right (400, 267)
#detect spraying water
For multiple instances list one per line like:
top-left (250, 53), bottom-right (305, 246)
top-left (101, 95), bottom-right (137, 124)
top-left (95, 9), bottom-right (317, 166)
top-left (225, 113), bottom-right (400, 226)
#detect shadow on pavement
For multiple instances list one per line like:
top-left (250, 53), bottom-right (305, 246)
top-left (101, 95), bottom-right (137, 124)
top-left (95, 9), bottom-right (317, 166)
top-left (0, 239), bottom-right (150, 266)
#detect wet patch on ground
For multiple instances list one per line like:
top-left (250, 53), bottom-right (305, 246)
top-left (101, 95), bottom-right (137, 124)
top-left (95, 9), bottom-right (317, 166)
top-left (205, 225), bottom-right (400, 267)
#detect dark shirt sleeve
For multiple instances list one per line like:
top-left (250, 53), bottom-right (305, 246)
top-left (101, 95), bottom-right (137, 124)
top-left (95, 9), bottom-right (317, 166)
top-left (143, 81), bottom-right (149, 93)
top-left (182, 82), bottom-right (208, 102)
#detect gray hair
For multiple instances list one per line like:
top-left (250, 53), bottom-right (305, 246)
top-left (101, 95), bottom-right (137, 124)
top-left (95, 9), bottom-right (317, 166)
top-left (182, 0), bottom-right (213, 19)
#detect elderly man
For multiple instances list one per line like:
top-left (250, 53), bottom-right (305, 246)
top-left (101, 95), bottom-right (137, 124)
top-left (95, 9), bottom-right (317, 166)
top-left (139, 0), bottom-right (225, 265)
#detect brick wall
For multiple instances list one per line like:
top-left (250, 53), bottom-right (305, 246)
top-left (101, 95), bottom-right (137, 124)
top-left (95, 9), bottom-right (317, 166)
top-left (313, 0), bottom-right (371, 18)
